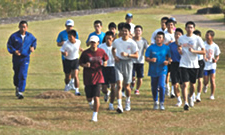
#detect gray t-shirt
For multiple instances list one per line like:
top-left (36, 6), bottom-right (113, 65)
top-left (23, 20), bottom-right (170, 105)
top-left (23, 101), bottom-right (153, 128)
top-left (132, 37), bottom-right (149, 64)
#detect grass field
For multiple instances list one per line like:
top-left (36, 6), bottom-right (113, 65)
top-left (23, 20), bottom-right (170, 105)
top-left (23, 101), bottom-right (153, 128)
top-left (0, 6), bottom-right (225, 135)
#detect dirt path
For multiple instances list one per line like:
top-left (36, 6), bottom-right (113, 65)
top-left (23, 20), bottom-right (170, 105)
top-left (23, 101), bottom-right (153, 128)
top-left (173, 14), bottom-right (225, 31)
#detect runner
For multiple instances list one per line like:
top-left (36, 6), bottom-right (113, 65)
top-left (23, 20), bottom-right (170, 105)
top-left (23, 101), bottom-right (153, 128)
top-left (150, 17), bottom-right (169, 44)
top-left (60, 30), bottom-right (82, 95)
top-left (130, 25), bottom-right (148, 95)
top-left (7, 20), bottom-right (37, 99)
top-left (169, 28), bottom-right (183, 106)
top-left (98, 31), bottom-right (116, 110)
top-left (178, 21), bottom-right (205, 111)
top-left (145, 31), bottom-right (171, 110)
top-left (57, 19), bottom-right (79, 91)
top-left (86, 20), bottom-right (105, 46)
top-left (79, 35), bottom-right (109, 122)
top-left (125, 13), bottom-right (135, 37)
top-left (112, 23), bottom-right (139, 113)
top-left (193, 30), bottom-right (205, 102)
top-left (203, 30), bottom-right (221, 100)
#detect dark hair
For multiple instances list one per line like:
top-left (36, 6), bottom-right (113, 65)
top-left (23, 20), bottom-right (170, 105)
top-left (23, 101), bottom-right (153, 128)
top-left (161, 17), bottom-right (169, 21)
top-left (122, 23), bottom-right (131, 31)
top-left (134, 25), bottom-right (143, 30)
top-left (185, 21), bottom-right (195, 28)
top-left (156, 31), bottom-right (165, 38)
top-left (105, 31), bottom-right (114, 37)
top-left (118, 22), bottom-right (125, 31)
top-left (193, 30), bottom-right (201, 36)
top-left (108, 22), bottom-right (116, 29)
top-left (94, 20), bottom-right (102, 26)
top-left (166, 19), bottom-right (175, 25)
top-left (67, 30), bottom-right (77, 38)
top-left (206, 30), bottom-right (215, 37)
top-left (175, 28), bottom-right (184, 35)
top-left (19, 20), bottom-right (28, 26)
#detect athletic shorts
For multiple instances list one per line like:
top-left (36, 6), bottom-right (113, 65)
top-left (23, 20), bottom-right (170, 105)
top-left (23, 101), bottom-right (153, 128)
top-left (204, 69), bottom-right (216, 76)
top-left (115, 59), bottom-right (133, 84)
top-left (197, 60), bottom-right (205, 78)
top-left (63, 59), bottom-right (79, 74)
top-left (180, 67), bottom-right (198, 84)
top-left (132, 63), bottom-right (144, 78)
top-left (102, 67), bottom-right (116, 85)
top-left (170, 62), bottom-right (182, 85)
top-left (167, 64), bottom-right (171, 73)
top-left (84, 84), bottom-right (100, 98)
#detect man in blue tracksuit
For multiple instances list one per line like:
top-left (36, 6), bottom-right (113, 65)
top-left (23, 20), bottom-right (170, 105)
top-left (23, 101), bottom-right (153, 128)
top-left (145, 31), bottom-right (171, 110)
top-left (7, 21), bottom-right (37, 99)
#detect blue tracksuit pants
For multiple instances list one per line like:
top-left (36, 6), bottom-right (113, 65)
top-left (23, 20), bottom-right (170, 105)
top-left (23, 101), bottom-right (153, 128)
top-left (151, 74), bottom-right (166, 103)
top-left (13, 56), bottom-right (30, 92)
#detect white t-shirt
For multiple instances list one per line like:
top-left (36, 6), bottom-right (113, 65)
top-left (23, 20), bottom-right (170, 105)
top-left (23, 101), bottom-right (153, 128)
top-left (204, 41), bottom-right (221, 70)
top-left (151, 28), bottom-right (167, 44)
top-left (198, 46), bottom-right (204, 60)
top-left (129, 23), bottom-right (135, 35)
top-left (178, 34), bottom-right (205, 68)
top-left (164, 31), bottom-right (175, 45)
top-left (21, 35), bottom-right (26, 42)
top-left (98, 43), bottom-right (115, 67)
top-left (132, 37), bottom-right (149, 64)
top-left (60, 40), bottom-right (81, 60)
top-left (112, 37), bottom-right (139, 60)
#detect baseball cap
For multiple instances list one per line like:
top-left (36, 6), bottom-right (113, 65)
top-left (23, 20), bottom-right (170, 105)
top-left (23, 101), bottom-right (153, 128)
top-left (65, 19), bottom-right (74, 26)
top-left (125, 13), bottom-right (133, 19)
top-left (89, 35), bottom-right (99, 43)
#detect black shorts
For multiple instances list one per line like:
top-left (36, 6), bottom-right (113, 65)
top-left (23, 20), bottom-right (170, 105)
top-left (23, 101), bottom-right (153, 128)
top-left (167, 64), bottom-right (171, 73)
top-left (85, 84), bottom-right (100, 98)
top-left (132, 63), bottom-right (144, 78)
top-left (63, 59), bottom-right (79, 74)
top-left (197, 60), bottom-right (205, 78)
top-left (170, 62), bottom-right (182, 85)
top-left (102, 67), bottom-right (116, 85)
top-left (180, 67), bottom-right (199, 84)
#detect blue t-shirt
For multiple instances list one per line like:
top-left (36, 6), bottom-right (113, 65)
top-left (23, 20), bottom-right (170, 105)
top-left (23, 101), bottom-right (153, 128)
top-left (168, 42), bottom-right (181, 63)
top-left (56, 30), bottom-right (79, 60)
top-left (145, 44), bottom-right (171, 77)
top-left (86, 32), bottom-right (105, 44)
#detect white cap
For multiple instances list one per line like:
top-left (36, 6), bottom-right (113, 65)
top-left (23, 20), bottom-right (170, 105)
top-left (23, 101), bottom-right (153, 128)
top-left (89, 35), bottom-right (99, 43)
top-left (65, 19), bottom-right (74, 26)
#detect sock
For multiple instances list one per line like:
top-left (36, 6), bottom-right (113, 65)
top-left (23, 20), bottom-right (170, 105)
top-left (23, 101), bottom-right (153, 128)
top-left (92, 112), bottom-right (98, 120)
top-left (71, 78), bottom-right (74, 83)
top-left (185, 101), bottom-right (189, 105)
top-left (89, 102), bottom-right (93, 105)
top-left (197, 92), bottom-right (201, 97)
top-left (117, 99), bottom-right (122, 106)
top-left (109, 103), bottom-right (113, 107)
top-left (75, 88), bottom-right (79, 93)
top-left (126, 97), bottom-right (130, 102)
top-left (167, 83), bottom-right (169, 88)
top-left (177, 96), bottom-right (181, 102)
top-left (107, 90), bottom-right (111, 96)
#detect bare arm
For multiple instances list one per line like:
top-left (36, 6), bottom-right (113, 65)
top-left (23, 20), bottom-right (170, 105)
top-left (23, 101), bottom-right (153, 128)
top-left (57, 41), bottom-right (64, 47)
top-left (145, 57), bottom-right (157, 63)
top-left (189, 48), bottom-right (205, 55)
top-left (213, 55), bottom-right (220, 63)
top-left (80, 62), bottom-right (90, 68)
top-left (112, 47), bottom-right (120, 62)
top-left (121, 51), bottom-right (138, 59)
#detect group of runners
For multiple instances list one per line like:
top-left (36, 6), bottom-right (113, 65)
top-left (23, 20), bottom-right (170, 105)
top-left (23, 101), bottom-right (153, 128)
top-left (7, 13), bottom-right (221, 122)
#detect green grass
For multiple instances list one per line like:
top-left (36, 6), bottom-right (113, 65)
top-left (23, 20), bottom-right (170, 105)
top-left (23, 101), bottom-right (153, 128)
top-left (205, 14), bottom-right (225, 22)
top-left (0, 6), bottom-right (225, 135)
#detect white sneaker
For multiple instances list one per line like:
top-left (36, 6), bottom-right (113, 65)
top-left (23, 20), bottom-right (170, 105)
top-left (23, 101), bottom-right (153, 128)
top-left (189, 96), bottom-right (194, 107)
top-left (203, 86), bottom-right (208, 93)
top-left (160, 102), bottom-right (165, 110)
top-left (196, 95), bottom-right (201, 102)
top-left (64, 84), bottom-right (71, 91)
top-left (210, 95), bottom-right (215, 100)
top-left (192, 93), bottom-right (196, 102)
top-left (92, 115), bottom-right (98, 122)
top-left (175, 100), bottom-right (182, 107)
top-left (109, 103), bottom-right (114, 110)
top-left (122, 91), bottom-right (126, 97)
top-left (116, 105), bottom-right (123, 113)
top-left (153, 101), bottom-right (159, 110)
top-left (125, 100), bottom-right (131, 111)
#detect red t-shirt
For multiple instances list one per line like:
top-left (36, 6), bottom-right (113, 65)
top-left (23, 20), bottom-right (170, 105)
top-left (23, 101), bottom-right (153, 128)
top-left (79, 48), bottom-right (109, 85)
